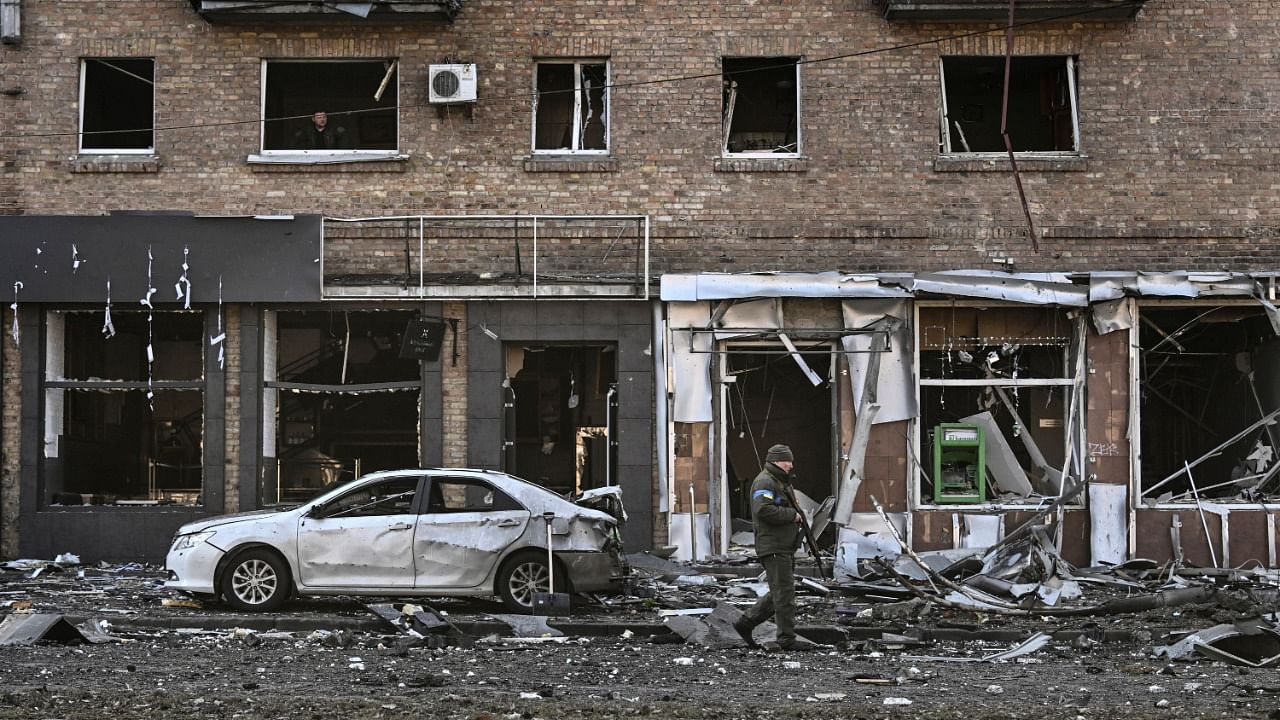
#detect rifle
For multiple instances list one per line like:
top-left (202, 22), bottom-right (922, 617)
top-left (783, 484), bottom-right (830, 581)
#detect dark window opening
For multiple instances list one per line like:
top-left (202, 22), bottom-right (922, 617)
top-left (722, 57), bottom-right (800, 154)
top-left (270, 310), bottom-right (422, 505)
top-left (917, 306), bottom-right (1076, 504)
top-left (533, 61), bottom-right (608, 152)
top-left (505, 345), bottom-right (617, 494)
top-left (724, 346), bottom-right (832, 521)
top-left (80, 58), bottom-right (154, 152)
top-left (45, 311), bottom-right (204, 506)
top-left (428, 478), bottom-right (523, 513)
top-left (321, 476), bottom-right (419, 518)
top-left (263, 60), bottom-right (398, 152)
top-left (941, 56), bottom-right (1077, 153)
top-left (1139, 306), bottom-right (1280, 502)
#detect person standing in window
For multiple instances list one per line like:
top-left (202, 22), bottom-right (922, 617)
top-left (294, 111), bottom-right (351, 150)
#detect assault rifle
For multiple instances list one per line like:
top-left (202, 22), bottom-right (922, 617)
top-left (783, 484), bottom-right (830, 581)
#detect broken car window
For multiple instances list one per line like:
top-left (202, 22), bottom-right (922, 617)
top-left (428, 478), bottom-right (522, 513)
top-left (722, 57), bottom-right (800, 155)
top-left (261, 59), bottom-right (398, 153)
top-left (80, 58), bottom-right (155, 154)
top-left (321, 477), bottom-right (419, 518)
top-left (939, 56), bottom-right (1078, 154)
top-left (533, 59), bottom-right (608, 153)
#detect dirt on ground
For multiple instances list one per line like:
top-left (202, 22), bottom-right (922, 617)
top-left (2, 562), bottom-right (1279, 719)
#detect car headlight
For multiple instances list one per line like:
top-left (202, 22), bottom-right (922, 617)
top-left (172, 530), bottom-right (216, 551)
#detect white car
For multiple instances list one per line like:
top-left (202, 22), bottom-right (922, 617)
top-left (165, 468), bottom-right (626, 612)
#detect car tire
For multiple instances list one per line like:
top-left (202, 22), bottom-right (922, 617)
top-left (220, 548), bottom-right (291, 612)
top-left (496, 550), bottom-right (567, 612)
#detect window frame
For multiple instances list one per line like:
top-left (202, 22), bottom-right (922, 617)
top-left (911, 301), bottom-right (1086, 510)
top-left (78, 57), bottom-right (156, 156)
top-left (937, 55), bottom-right (1080, 157)
top-left (256, 58), bottom-right (401, 161)
top-left (530, 58), bottom-right (611, 156)
top-left (41, 309), bottom-right (207, 507)
top-left (721, 56), bottom-right (802, 158)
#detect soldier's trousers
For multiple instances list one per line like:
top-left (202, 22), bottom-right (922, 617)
top-left (739, 552), bottom-right (796, 644)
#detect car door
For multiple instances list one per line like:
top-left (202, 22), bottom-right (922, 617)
top-left (413, 476), bottom-right (530, 590)
top-left (296, 474), bottom-right (422, 588)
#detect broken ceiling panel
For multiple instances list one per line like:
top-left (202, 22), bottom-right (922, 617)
top-left (660, 272), bottom-right (912, 302)
top-left (668, 302), bottom-right (714, 423)
top-left (910, 271), bottom-right (1087, 306)
top-left (842, 299), bottom-right (917, 424)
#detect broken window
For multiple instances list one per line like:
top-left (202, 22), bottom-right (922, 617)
top-left (1138, 304), bottom-right (1280, 504)
top-left (319, 475), bottom-right (419, 518)
top-left (79, 58), bottom-right (155, 154)
top-left (261, 59), bottom-right (399, 153)
top-left (264, 310), bottom-right (423, 505)
top-left (43, 311), bottom-right (204, 506)
top-left (722, 57), bottom-right (800, 155)
top-left (939, 56), bottom-right (1079, 154)
top-left (532, 60), bottom-right (608, 153)
top-left (428, 477), bottom-right (523, 513)
top-left (504, 345), bottom-right (616, 493)
top-left (917, 305), bottom-right (1083, 506)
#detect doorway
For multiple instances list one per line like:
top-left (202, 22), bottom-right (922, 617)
top-left (722, 344), bottom-right (834, 523)
top-left (504, 344), bottom-right (617, 494)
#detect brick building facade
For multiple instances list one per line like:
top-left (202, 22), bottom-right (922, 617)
top-left (1, 0), bottom-right (1278, 568)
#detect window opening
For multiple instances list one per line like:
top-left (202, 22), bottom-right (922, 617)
top-left (722, 57), bottom-right (800, 155)
top-left (1138, 305), bottom-right (1280, 503)
top-left (917, 306), bottom-right (1079, 505)
top-left (724, 344), bottom-right (832, 521)
top-left (262, 59), bottom-right (398, 152)
top-left (44, 311), bottom-right (204, 506)
top-left (505, 345), bottom-right (616, 494)
top-left (267, 310), bottom-right (422, 505)
top-left (321, 476), bottom-right (419, 518)
top-left (533, 60), bottom-right (608, 153)
top-left (80, 58), bottom-right (155, 153)
top-left (940, 56), bottom-right (1078, 154)
top-left (428, 477), bottom-right (523, 513)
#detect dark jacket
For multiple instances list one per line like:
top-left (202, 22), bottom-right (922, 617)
top-left (749, 462), bottom-right (800, 558)
top-left (294, 125), bottom-right (350, 150)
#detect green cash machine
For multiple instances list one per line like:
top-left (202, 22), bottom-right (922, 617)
top-left (933, 423), bottom-right (986, 504)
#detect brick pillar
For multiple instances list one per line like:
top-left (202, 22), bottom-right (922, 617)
top-left (1, 307), bottom-right (20, 557)
top-left (440, 301), bottom-right (467, 467)
top-left (223, 305), bottom-right (241, 513)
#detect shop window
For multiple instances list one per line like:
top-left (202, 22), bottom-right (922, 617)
top-left (939, 56), bottom-right (1079, 154)
top-left (722, 57), bottom-right (800, 155)
top-left (1137, 305), bottom-right (1280, 504)
top-left (533, 60), bottom-right (609, 153)
top-left (916, 305), bottom-right (1082, 506)
top-left (260, 59), bottom-right (399, 154)
top-left (43, 311), bottom-right (204, 506)
top-left (79, 58), bottom-right (155, 154)
top-left (264, 310), bottom-right (423, 505)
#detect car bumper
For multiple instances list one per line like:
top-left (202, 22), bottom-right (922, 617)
top-left (559, 551), bottom-right (622, 593)
top-left (164, 541), bottom-right (226, 595)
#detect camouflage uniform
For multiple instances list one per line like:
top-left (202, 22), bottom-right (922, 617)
top-left (737, 454), bottom-right (801, 647)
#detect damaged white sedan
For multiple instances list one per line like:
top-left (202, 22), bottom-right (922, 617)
top-left (165, 469), bottom-right (625, 612)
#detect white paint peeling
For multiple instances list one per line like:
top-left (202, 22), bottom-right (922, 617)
top-left (9, 281), bottom-right (20, 346)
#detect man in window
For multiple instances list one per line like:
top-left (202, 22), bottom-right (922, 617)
top-left (294, 111), bottom-right (351, 150)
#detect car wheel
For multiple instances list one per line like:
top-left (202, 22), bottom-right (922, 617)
top-left (496, 551), bottom-right (566, 612)
top-left (220, 548), bottom-right (291, 612)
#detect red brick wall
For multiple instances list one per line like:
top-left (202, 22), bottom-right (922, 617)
top-left (0, 1), bottom-right (1276, 273)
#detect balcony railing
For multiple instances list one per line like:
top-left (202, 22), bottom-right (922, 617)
top-left (321, 214), bottom-right (651, 299)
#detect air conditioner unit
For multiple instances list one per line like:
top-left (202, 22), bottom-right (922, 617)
top-left (428, 63), bottom-right (477, 104)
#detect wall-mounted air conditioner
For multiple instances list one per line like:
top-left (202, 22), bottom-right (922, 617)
top-left (428, 64), bottom-right (477, 104)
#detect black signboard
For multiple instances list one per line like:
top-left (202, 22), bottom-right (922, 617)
top-left (399, 318), bottom-right (446, 361)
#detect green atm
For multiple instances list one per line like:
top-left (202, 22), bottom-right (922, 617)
top-left (933, 423), bottom-right (986, 504)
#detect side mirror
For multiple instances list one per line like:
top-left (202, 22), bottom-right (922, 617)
top-left (305, 503), bottom-right (327, 520)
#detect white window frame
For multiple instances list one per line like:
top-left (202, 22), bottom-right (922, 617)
top-left (254, 59), bottom-right (401, 162)
top-left (721, 57), bottom-right (802, 158)
top-left (938, 55), bottom-right (1080, 157)
top-left (78, 58), bottom-right (155, 156)
top-left (531, 59), bottom-right (610, 155)
top-left (911, 301), bottom-right (1086, 511)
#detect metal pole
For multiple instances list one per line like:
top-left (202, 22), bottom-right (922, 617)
top-left (543, 511), bottom-right (556, 592)
top-left (688, 483), bottom-right (697, 561)
top-left (1185, 461), bottom-right (1219, 568)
